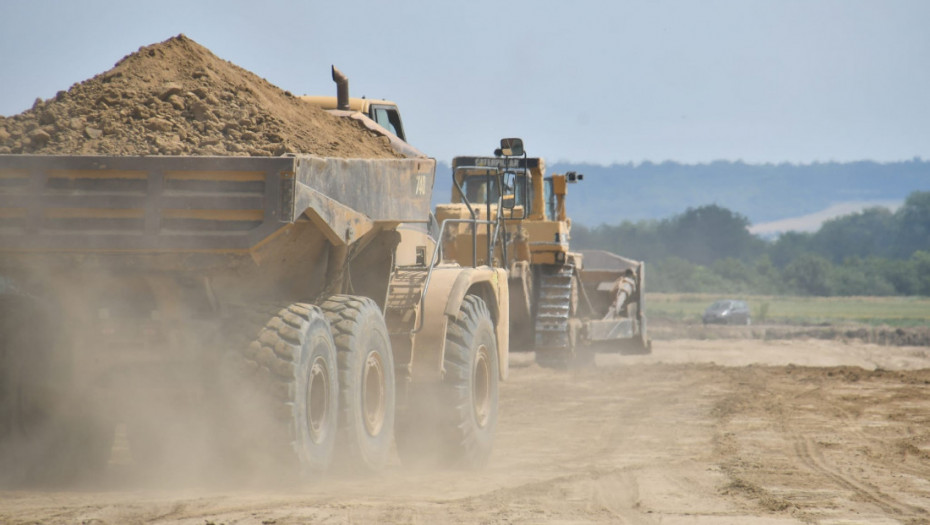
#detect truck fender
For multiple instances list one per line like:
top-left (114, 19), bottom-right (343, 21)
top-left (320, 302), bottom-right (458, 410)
top-left (408, 266), bottom-right (509, 383)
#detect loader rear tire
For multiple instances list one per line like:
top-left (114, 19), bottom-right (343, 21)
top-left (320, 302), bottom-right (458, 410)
top-left (320, 295), bottom-right (395, 473)
top-left (232, 303), bottom-right (339, 477)
top-left (396, 295), bottom-right (498, 469)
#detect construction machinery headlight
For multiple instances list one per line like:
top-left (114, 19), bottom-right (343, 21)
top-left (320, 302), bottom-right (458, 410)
top-left (555, 251), bottom-right (566, 264)
top-left (566, 171), bottom-right (583, 183)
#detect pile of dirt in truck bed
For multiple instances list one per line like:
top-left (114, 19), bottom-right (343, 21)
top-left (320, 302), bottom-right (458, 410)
top-left (0, 34), bottom-right (399, 158)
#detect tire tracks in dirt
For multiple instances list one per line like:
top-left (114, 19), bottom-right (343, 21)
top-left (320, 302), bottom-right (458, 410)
top-left (440, 465), bottom-right (660, 525)
top-left (716, 365), bottom-right (930, 522)
top-left (791, 433), bottom-right (925, 518)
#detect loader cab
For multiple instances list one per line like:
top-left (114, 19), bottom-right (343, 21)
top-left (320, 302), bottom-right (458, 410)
top-left (368, 103), bottom-right (405, 140)
top-left (462, 174), bottom-right (501, 205)
top-left (460, 170), bottom-right (530, 210)
top-left (300, 96), bottom-right (406, 141)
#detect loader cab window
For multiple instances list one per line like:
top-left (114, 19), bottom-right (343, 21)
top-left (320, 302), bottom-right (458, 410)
top-left (463, 175), bottom-right (501, 204)
top-left (544, 177), bottom-right (556, 220)
top-left (370, 104), bottom-right (406, 141)
top-left (504, 172), bottom-right (531, 214)
top-left (509, 173), bottom-right (528, 207)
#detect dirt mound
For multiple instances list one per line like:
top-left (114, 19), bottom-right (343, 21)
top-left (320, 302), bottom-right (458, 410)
top-left (0, 35), bottom-right (399, 158)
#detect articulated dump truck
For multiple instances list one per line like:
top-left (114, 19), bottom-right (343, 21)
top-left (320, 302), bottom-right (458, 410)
top-left (0, 147), bottom-right (508, 482)
top-left (435, 138), bottom-right (649, 369)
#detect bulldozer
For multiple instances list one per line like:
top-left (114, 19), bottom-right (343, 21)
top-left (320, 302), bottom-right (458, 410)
top-left (434, 138), bottom-right (650, 368)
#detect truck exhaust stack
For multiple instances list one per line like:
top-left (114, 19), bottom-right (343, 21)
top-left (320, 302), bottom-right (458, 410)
top-left (332, 65), bottom-right (349, 110)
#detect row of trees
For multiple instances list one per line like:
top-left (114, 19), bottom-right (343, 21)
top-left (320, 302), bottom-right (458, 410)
top-left (572, 191), bottom-right (930, 296)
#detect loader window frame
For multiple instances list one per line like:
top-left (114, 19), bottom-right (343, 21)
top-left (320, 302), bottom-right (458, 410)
top-left (503, 171), bottom-right (531, 218)
top-left (462, 174), bottom-right (501, 205)
top-left (544, 177), bottom-right (556, 221)
top-left (369, 104), bottom-right (406, 141)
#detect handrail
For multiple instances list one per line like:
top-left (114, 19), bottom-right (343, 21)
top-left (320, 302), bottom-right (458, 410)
top-left (409, 165), bottom-right (511, 334)
top-left (449, 164), bottom-right (514, 267)
top-left (451, 174), bottom-right (479, 267)
top-left (410, 216), bottom-right (498, 334)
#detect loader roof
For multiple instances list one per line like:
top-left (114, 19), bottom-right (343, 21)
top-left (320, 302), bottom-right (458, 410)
top-left (299, 96), bottom-right (398, 113)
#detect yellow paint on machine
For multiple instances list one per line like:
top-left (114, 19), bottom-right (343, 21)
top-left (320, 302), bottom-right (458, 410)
top-left (37, 209), bottom-right (264, 221)
top-left (161, 209), bottom-right (264, 221)
top-left (165, 170), bottom-right (266, 182)
top-left (43, 208), bottom-right (145, 219)
top-left (47, 169), bottom-right (146, 180)
top-left (0, 208), bottom-right (26, 218)
top-left (0, 169), bottom-right (28, 179)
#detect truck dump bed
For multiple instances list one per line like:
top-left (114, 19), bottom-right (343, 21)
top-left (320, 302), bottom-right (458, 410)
top-left (0, 154), bottom-right (434, 253)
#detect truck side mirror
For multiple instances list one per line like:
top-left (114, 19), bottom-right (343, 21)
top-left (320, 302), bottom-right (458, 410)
top-left (499, 138), bottom-right (524, 157)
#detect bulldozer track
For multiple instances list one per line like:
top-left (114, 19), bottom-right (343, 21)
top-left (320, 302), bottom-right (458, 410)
top-left (534, 263), bottom-right (575, 366)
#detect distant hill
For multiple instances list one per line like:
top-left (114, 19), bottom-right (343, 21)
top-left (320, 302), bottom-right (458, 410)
top-left (430, 158), bottom-right (930, 231)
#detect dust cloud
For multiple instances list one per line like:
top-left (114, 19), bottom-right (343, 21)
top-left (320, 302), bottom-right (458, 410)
top-left (0, 255), bottom-right (302, 491)
top-left (4, 339), bottom-right (930, 523)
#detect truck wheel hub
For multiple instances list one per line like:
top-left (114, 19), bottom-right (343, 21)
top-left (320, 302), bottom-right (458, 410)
top-left (362, 351), bottom-right (386, 436)
top-left (473, 344), bottom-right (492, 428)
top-left (307, 356), bottom-right (331, 443)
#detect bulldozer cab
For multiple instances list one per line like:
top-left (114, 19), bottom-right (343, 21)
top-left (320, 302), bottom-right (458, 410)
top-left (438, 139), bottom-right (579, 267)
top-left (461, 172), bottom-right (501, 204)
top-left (432, 163), bottom-right (512, 267)
top-left (438, 139), bottom-right (650, 365)
top-left (458, 168), bottom-right (530, 211)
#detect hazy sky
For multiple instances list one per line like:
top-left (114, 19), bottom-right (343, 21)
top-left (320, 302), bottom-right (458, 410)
top-left (1, 0), bottom-right (927, 165)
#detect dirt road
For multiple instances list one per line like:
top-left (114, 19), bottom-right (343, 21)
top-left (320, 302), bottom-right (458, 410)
top-left (3, 338), bottom-right (930, 524)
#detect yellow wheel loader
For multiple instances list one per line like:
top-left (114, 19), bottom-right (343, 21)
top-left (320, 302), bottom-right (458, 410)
top-left (435, 138), bottom-right (650, 368)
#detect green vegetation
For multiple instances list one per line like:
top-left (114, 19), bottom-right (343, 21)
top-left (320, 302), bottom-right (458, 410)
top-left (647, 293), bottom-right (930, 327)
top-left (575, 190), bottom-right (930, 297)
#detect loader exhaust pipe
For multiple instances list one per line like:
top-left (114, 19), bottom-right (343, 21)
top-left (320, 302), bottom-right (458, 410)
top-left (332, 65), bottom-right (349, 110)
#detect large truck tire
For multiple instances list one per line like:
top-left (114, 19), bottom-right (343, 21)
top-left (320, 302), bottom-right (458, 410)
top-left (443, 294), bottom-right (499, 467)
top-left (320, 295), bottom-right (395, 473)
top-left (397, 294), bottom-right (499, 468)
top-left (232, 303), bottom-right (339, 477)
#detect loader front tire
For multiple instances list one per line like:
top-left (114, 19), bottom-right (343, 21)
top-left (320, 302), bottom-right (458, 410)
top-left (397, 295), bottom-right (498, 469)
top-left (320, 295), bottom-right (395, 473)
top-left (442, 295), bottom-right (499, 467)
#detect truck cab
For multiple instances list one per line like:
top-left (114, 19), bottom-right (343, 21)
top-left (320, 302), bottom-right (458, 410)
top-left (300, 95), bottom-right (406, 142)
